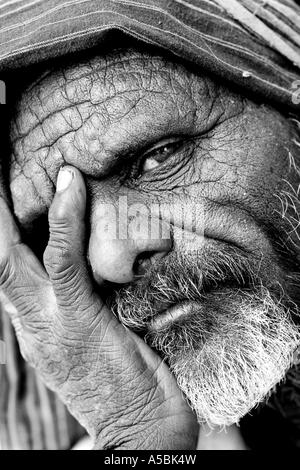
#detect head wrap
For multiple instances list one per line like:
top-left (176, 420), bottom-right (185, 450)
top-left (0, 0), bottom-right (299, 111)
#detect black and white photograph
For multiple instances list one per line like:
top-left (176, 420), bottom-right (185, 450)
top-left (0, 0), bottom-right (300, 452)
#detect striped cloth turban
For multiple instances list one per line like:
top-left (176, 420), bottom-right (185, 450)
top-left (0, 0), bottom-right (300, 450)
top-left (0, 0), bottom-right (300, 111)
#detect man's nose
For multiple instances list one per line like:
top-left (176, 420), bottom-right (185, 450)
top-left (88, 201), bottom-right (172, 284)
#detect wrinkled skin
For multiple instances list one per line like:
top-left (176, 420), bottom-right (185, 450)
top-left (0, 168), bottom-right (198, 449)
top-left (9, 50), bottom-right (300, 275)
top-left (0, 48), bottom-right (300, 449)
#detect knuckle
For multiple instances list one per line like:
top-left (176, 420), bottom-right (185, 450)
top-left (49, 217), bottom-right (73, 241)
top-left (44, 239), bottom-right (73, 273)
top-left (44, 246), bottom-right (83, 298)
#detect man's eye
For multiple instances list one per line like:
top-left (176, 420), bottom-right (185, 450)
top-left (139, 138), bottom-right (184, 175)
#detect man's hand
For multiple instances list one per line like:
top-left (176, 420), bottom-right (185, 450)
top-left (0, 166), bottom-right (198, 450)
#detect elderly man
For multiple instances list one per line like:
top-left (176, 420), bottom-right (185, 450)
top-left (0, 0), bottom-right (300, 450)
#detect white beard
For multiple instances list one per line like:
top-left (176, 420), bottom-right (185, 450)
top-left (167, 289), bottom-right (300, 428)
top-left (114, 246), bottom-right (300, 429)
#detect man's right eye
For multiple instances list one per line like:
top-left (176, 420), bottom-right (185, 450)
top-left (137, 138), bottom-right (185, 177)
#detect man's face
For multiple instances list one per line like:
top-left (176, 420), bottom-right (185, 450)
top-left (8, 48), bottom-right (300, 428)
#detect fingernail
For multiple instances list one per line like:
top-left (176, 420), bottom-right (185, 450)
top-left (56, 167), bottom-right (74, 192)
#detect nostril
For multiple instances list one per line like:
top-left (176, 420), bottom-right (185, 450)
top-left (98, 279), bottom-right (131, 305)
top-left (133, 251), bottom-right (156, 276)
top-left (133, 250), bottom-right (169, 276)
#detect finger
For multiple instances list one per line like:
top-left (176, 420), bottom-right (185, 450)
top-left (0, 197), bottom-right (50, 325)
top-left (44, 166), bottom-right (99, 315)
top-left (0, 181), bottom-right (20, 312)
top-left (0, 196), bottom-right (21, 257)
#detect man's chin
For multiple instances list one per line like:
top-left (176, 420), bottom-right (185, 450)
top-left (147, 288), bottom-right (300, 429)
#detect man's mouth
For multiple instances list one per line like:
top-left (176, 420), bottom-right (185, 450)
top-left (105, 245), bottom-right (263, 337)
top-left (150, 300), bottom-right (199, 331)
top-left (148, 286), bottom-right (240, 333)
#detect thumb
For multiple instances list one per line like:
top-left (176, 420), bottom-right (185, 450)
top-left (44, 166), bottom-right (94, 306)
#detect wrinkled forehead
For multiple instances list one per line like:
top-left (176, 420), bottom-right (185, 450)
top-left (12, 46), bottom-right (211, 113)
top-left (9, 47), bottom-right (225, 178)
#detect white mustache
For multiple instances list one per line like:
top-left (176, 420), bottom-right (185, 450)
top-left (111, 245), bottom-right (257, 331)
